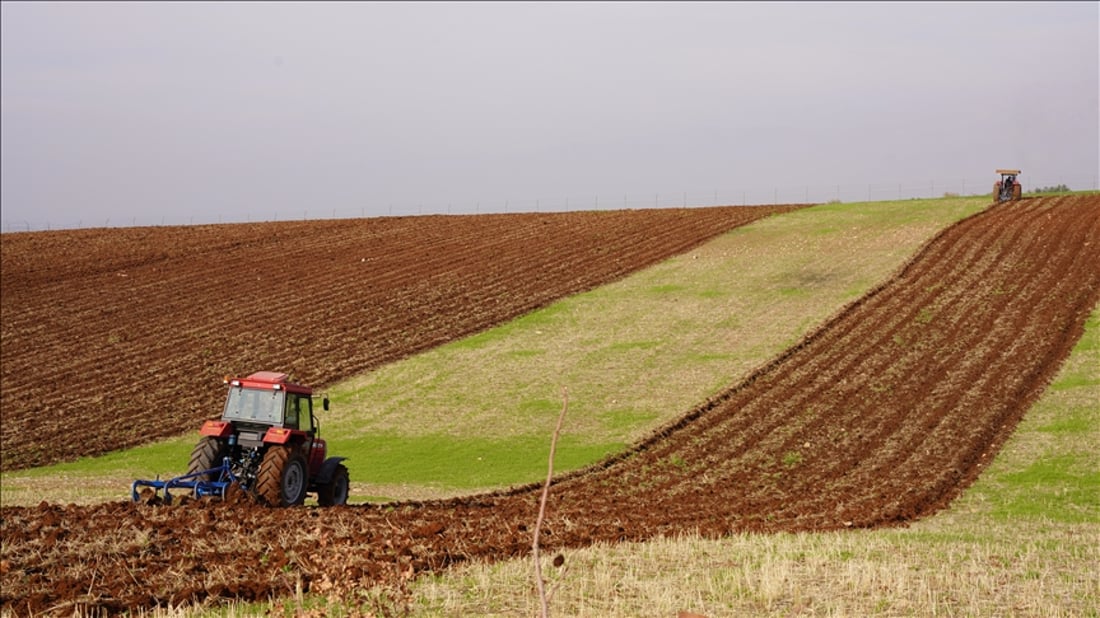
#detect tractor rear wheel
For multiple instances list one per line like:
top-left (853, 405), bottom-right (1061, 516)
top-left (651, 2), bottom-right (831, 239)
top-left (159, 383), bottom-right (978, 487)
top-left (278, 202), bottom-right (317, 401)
top-left (317, 464), bottom-right (350, 506)
top-left (187, 437), bottom-right (228, 482)
top-left (256, 445), bottom-right (308, 506)
top-left (1012, 184), bottom-right (1022, 200)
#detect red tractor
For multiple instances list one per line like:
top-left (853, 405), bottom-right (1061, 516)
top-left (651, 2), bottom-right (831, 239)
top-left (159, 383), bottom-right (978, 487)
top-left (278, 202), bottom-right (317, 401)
top-left (133, 371), bottom-right (349, 506)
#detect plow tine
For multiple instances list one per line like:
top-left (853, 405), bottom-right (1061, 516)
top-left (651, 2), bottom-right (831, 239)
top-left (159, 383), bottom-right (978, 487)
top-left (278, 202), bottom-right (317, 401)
top-left (131, 477), bottom-right (165, 503)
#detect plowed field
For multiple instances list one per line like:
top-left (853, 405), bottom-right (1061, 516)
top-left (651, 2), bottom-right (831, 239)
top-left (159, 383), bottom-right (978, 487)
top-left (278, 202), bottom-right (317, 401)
top-left (1, 195), bottom-right (1097, 615)
top-left (0, 205), bottom-right (802, 472)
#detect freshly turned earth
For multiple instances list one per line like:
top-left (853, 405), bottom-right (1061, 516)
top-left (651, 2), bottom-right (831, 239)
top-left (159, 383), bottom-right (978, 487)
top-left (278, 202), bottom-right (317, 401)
top-left (2, 195), bottom-right (1098, 615)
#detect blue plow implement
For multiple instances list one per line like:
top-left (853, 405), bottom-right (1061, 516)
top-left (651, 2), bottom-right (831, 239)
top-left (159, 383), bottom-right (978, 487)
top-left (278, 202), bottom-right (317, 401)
top-left (131, 459), bottom-right (239, 504)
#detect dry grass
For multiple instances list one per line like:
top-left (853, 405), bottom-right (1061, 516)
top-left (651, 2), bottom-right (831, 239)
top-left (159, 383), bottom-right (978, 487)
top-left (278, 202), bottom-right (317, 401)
top-left (409, 524), bottom-right (1095, 617)
top-left (0, 471), bottom-right (136, 506)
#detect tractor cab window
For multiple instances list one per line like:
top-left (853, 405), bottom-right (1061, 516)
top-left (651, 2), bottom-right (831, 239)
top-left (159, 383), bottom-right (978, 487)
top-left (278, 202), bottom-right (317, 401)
top-left (301, 396), bottom-right (315, 433)
top-left (223, 387), bottom-right (284, 425)
top-left (284, 394), bottom-right (300, 429)
top-left (283, 393), bottom-right (314, 432)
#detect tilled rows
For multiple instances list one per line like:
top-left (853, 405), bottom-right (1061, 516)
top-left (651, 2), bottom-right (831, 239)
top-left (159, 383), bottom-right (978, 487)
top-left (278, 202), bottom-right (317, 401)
top-left (1, 205), bottom-right (802, 471)
top-left (2, 195), bottom-right (1098, 615)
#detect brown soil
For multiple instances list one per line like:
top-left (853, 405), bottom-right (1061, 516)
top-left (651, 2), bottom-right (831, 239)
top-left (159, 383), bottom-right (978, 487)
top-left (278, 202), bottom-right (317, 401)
top-left (1, 195), bottom-right (1098, 615)
top-left (1, 205), bottom-right (801, 471)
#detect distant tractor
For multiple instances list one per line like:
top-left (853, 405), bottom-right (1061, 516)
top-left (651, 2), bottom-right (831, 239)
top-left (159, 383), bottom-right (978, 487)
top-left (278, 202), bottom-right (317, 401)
top-left (994, 169), bottom-right (1022, 202)
top-left (133, 372), bottom-right (349, 506)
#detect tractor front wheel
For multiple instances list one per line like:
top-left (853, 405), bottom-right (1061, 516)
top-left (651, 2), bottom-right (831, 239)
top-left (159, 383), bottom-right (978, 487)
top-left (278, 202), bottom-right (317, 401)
top-left (187, 437), bottom-right (228, 482)
top-left (256, 445), bottom-right (308, 507)
top-left (317, 464), bottom-right (350, 506)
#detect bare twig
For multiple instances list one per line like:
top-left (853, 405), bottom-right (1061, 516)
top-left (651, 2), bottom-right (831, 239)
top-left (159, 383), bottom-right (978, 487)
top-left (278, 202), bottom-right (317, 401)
top-left (547, 560), bottom-right (569, 604)
top-left (534, 387), bottom-right (568, 618)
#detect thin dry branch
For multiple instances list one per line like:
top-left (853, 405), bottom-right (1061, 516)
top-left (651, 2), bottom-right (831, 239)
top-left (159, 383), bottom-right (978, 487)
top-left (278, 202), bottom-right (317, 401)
top-left (533, 387), bottom-right (569, 618)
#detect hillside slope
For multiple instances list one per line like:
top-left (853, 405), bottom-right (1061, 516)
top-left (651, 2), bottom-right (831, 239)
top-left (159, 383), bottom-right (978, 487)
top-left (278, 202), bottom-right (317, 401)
top-left (2, 195), bottom-right (1096, 614)
top-left (0, 205), bottom-right (801, 471)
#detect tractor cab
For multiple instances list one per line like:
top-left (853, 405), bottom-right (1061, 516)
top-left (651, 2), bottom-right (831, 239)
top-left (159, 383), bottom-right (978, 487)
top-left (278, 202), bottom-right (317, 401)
top-left (994, 169), bottom-right (1022, 202)
top-left (220, 372), bottom-right (322, 431)
top-left (204, 372), bottom-right (323, 448)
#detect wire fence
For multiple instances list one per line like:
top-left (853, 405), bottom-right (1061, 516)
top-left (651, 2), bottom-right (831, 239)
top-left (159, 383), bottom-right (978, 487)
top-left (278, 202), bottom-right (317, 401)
top-left (3, 174), bottom-right (1097, 233)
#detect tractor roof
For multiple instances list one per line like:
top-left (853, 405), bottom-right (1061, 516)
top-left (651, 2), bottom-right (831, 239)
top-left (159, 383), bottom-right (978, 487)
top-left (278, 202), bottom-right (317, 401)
top-left (996, 169), bottom-right (1021, 175)
top-left (226, 371), bottom-right (313, 395)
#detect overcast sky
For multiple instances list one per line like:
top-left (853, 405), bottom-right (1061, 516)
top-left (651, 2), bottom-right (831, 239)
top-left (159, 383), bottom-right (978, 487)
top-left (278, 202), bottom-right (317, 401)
top-left (2, 1), bottom-right (1097, 229)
